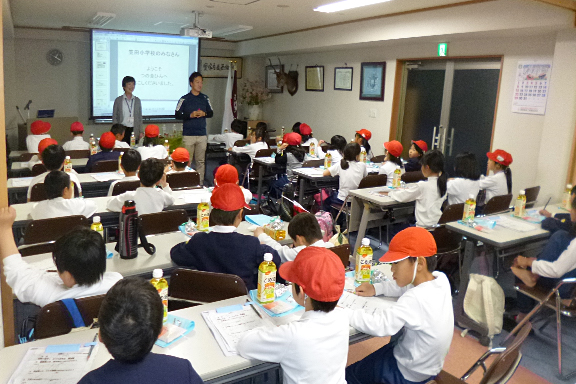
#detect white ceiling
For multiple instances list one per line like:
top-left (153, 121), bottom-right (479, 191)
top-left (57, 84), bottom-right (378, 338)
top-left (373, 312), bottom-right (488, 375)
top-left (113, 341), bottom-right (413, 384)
top-left (10, 0), bottom-right (477, 41)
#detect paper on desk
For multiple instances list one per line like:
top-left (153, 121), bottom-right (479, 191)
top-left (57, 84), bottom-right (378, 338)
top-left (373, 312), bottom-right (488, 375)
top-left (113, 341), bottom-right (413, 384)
top-left (11, 177), bottom-right (33, 187)
top-left (494, 216), bottom-right (538, 232)
top-left (182, 189), bottom-right (211, 204)
top-left (297, 168), bottom-right (325, 177)
top-left (90, 172), bottom-right (124, 182)
top-left (8, 344), bottom-right (99, 384)
top-left (26, 258), bottom-right (57, 272)
top-left (338, 291), bottom-right (396, 316)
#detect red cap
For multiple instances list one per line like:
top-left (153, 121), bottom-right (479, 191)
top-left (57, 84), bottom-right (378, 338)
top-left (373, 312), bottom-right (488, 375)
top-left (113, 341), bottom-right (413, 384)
top-left (171, 147), bottom-right (190, 163)
top-left (487, 149), bottom-right (513, 167)
top-left (379, 227), bottom-right (437, 263)
top-left (282, 132), bottom-right (302, 146)
top-left (99, 132), bottom-right (116, 149)
top-left (70, 121), bottom-right (84, 132)
top-left (299, 123), bottom-right (312, 135)
top-left (356, 129), bottom-right (372, 141)
top-left (411, 140), bottom-right (428, 153)
top-left (145, 124), bottom-right (160, 138)
top-left (38, 138), bottom-right (58, 155)
top-left (279, 247), bottom-right (345, 302)
top-left (211, 183), bottom-right (250, 211)
top-left (384, 140), bottom-right (403, 157)
top-left (31, 120), bottom-right (51, 135)
top-left (215, 164), bottom-right (239, 186)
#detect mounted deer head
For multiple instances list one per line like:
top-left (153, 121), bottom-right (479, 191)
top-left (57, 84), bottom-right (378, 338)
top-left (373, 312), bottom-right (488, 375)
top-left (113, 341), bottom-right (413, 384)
top-left (269, 58), bottom-right (298, 96)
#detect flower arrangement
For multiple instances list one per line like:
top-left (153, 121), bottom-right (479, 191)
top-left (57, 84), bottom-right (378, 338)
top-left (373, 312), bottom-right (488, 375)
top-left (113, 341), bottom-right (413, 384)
top-left (240, 80), bottom-right (271, 106)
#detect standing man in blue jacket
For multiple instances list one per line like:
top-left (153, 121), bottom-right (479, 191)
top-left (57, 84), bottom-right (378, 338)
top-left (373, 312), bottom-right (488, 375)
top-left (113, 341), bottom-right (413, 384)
top-left (175, 72), bottom-right (213, 184)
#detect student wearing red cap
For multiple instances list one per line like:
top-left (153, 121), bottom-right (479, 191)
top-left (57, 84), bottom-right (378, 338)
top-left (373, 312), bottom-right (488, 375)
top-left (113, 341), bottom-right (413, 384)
top-left (27, 141), bottom-right (83, 201)
top-left (62, 121), bottom-right (90, 151)
top-left (270, 132), bottom-right (306, 198)
top-left (107, 158), bottom-right (174, 215)
top-left (405, 140), bottom-right (428, 172)
top-left (237, 247), bottom-right (349, 384)
top-left (379, 140), bottom-right (405, 187)
top-left (299, 123), bottom-right (318, 148)
top-left (168, 147), bottom-right (195, 173)
top-left (346, 227), bottom-right (454, 384)
top-left (85, 132), bottom-right (121, 173)
top-left (137, 125), bottom-right (169, 161)
top-left (214, 164), bottom-right (252, 204)
top-left (446, 152), bottom-right (480, 205)
top-left (111, 124), bottom-right (130, 149)
top-left (107, 149), bottom-right (142, 196)
top-left (170, 184), bottom-right (280, 290)
top-left (26, 120), bottom-right (51, 153)
top-left (479, 149), bottom-right (513, 203)
top-left (354, 129), bottom-right (372, 160)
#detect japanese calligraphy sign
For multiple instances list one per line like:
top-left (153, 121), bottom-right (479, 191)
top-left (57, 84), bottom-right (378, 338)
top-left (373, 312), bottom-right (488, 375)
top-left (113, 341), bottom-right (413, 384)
top-left (200, 56), bottom-right (243, 78)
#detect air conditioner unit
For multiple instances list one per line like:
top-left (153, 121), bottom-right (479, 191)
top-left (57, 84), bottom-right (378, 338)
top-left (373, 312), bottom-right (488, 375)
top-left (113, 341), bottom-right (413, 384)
top-left (90, 12), bottom-right (116, 27)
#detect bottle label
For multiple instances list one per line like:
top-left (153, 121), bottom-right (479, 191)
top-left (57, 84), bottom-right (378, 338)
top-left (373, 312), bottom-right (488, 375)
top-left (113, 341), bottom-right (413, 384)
top-left (157, 287), bottom-right (168, 321)
top-left (514, 199), bottom-right (525, 217)
top-left (257, 270), bottom-right (276, 303)
top-left (463, 202), bottom-right (476, 221)
top-left (324, 156), bottom-right (331, 169)
top-left (309, 145), bottom-right (315, 156)
top-left (355, 250), bottom-right (372, 282)
top-left (393, 173), bottom-right (401, 188)
top-left (197, 204), bottom-right (210, 231)
top-left (64, 162), bottom-right (72, 173)
top-left (563, 192), bottom-right (571, 210)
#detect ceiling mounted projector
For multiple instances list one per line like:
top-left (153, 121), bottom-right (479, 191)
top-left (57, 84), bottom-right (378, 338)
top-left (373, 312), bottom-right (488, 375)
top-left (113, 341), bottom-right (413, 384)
top-left (181, 11), bottom-right (212, 38)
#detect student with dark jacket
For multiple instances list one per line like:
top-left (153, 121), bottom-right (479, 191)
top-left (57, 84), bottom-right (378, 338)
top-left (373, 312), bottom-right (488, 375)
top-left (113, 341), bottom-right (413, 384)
top-left (170, 184), bottom-right (281, 290)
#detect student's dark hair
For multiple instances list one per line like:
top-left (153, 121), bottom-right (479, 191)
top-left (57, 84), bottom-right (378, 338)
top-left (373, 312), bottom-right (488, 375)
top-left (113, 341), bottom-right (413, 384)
top-left (122, 76), bottom-right (135, 88)
top-left (288, 213), bottom-right (323, 244)
top-left (301, 133), bottom-right (313, 143)
top-left (356, 133), bottom-right (371, 154)
top-left (571, 185), bottom-right (576, 196)
top-left (454, 152), bottom-right (480, 181)
top-left (98, 277), bottom-right (163, 363)
top-left (72, 131), bottom-right (83, 137)
top-left (143, 136), bottom-right (160, 147)
top-left (292, 122), bottom-right (301, 134)
top-left (231, 119), bottom-right (243, 134)
top-left (121, 149), bottom-right (141, 173)
top-left (408, 256), bottom-right (438, 273)
top-left (421, 149), bottom-right (447, 197)
top-left (285, 145), bottom-right (306, 162)
top-left (411, 142), bottom-right (425, 157)
top-left (293, 283), bottom-right (338, 312)
top-left (387, 153), bottom-right (403, 167)
top-left (42, 144), bottom-right (66, 171)
top-left (44, 170), bottom-right (70, 199)
top-left (328, 135), bottom-right (347, 154)
top-left (138, 158), bottom-right (164, 187)
top-left (253, 125), bottom-right (267, 143)
top-left (110, 123), bottom-right (126, 136)
top-left (52, 228), bottom-right (106, 286)
top-left (209, 208), bottom-right (242, 226)
top-left (189, 72), bottom-right (202, 83)
top-left (172, 161), bottom-right (188, 170)
top-left (340, 143), bottom-right (361, 170)
top-left (503, 167), bottom-right (513, 194)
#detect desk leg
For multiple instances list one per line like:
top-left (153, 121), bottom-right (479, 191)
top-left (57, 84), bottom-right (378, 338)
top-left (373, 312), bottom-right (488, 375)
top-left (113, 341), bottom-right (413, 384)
top-left (256, 169), bottom-right (264, 210)
top-left (298, 178), bottom-right (305, 205)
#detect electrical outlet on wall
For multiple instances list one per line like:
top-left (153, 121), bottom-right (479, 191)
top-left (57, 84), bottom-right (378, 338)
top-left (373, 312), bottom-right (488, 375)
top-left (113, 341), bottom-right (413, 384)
top-left (369, 109), bottom-right (377, 118)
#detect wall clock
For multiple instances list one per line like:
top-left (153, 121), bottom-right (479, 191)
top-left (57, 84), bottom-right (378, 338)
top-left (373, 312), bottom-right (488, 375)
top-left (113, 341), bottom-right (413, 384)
top-left (46, 49), bottom-right (63, 66)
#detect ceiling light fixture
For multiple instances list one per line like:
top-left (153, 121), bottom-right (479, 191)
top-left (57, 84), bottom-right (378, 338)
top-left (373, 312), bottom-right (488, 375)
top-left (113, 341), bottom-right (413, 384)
top-left (213, 25), bottom-right (253, 36)
top-left (314, 0), bottom-right (392, 13)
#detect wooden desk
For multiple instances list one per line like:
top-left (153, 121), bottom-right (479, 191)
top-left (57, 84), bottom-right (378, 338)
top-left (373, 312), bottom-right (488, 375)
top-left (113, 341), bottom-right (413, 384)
top-left (10, 158), bottom-right (87, 178)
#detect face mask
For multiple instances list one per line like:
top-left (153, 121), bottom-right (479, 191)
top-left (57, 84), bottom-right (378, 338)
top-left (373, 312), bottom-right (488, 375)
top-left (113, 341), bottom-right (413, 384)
top-left (410, 257), bottom-right (419, 285)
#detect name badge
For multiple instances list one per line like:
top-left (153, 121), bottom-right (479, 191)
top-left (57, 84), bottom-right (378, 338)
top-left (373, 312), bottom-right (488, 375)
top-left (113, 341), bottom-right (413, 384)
top-left (127, 117), bottom-right (134, 124)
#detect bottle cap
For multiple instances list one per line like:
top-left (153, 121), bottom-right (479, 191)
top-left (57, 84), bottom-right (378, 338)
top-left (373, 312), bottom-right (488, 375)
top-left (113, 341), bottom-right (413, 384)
top-left (165, 139), bottom-right (168, 142)
top-left (264, 253), bottom-right (273, 262)
top-left (361, 238), bottom-right (370, 246)
top-left (120, 152), bottom-right (124, 156)
top-left (469, 194), bottom-right (475, 199)
top-left (152, 269), bottom-right (163, 278)
top-left (131, 132), bottom-right (135, 136)
top-left (568, 184), bottom-right (573, 189)
top-left (520, 189), bottom-right (525, 195)
top-left (395, 166), bottom-right (400, 170)
top-left (200, 197), bottom-right (209, 203)
top-left (65, 156), bottom-right (70, 160)
top-left (92, 216), bottom-right (101, 223)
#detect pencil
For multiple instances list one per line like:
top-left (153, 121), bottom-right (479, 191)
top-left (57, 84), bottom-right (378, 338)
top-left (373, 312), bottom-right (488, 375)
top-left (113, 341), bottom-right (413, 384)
top-left (246, 299), bottom-right (263, 319)
top-left (543, 197), bottom-right (551, 211)
top-left (87, 333), bottom-right (98, 361)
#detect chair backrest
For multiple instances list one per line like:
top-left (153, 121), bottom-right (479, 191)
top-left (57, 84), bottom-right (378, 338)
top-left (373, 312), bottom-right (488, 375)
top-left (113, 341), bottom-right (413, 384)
top-left (242, 204), bottom-right (262, 220)
top-left (371, 155), bottom-right (385, 164)
top-left (438, 203), bottom-right (465, 224)
top-left (22, 215), bottom-right (89, 245)
top-left (266, 138), bottom-right (278, 147)
top-left (330, 244), bottom-right (351, 268)
top-left (401, 171), bottom-right (426, 184)
top-left (358, 174), bottom-right (387, 189)
top-left (30, 182), bottom-right (80, 202)
top-left (31, 163), bottom-right (47, 176)
top-left (234, 139), bottom-right (250, 147)
top-left (92, 160), bottom-right (119, 173)
top-left (255, 148), bottom-right (275, 158)
top-left (138, 209), bottom-right (189, 236)
top-left (111, 180), bottom-right (141, 196)
top-left (18, 242), bottom-right (56, 257)
top-left (483, 194), bottom-right (513, 215)
top-left (65, 150), bottom-right (90, 159)
top-left (166, 172), bottom-right (201, 189)
top-left (34, 295), bottom-right (105, 339)
top-left (524, 186), bottom-right (540, 208)
top-left (17, 152), bottom-right (35, 162)
top-left (302, 159), bottom-right (324, 168)
top-left (168, 269), bottom-right (248, 304)
top-left (431, 226), bottom-right (462, 255)
top-left (113, 148), bottom-right (127, 152)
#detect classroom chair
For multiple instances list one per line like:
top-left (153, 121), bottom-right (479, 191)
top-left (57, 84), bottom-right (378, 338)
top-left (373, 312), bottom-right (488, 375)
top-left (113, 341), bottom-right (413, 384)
top-left (482, 194), bottom-right (513, 216)
top-left (31, 163), bottom-right (47, 176)
top-left (33, 295), bottom-right (105, 339)
top-left (22, 215), bottom-right (89, 245)
top-left (91, 160), bottom-right (119, 173)
top-left (138, 209), bottom-right (189, 236)
top-left (242, 204), bottom-right (262, 220)
top-left (265, 138), bottom-right (277, 147)
top-left (111, 179), bottom-right (141, 196)
top-left (301, 159), bottom-right (323, 168)
top-left (29, 182), bottom-right (80, 202)
top-left (401, 170), bottom-right (426, 184)
top-left (233, 139), bottom-right (250, 147)
top-left (427, 322), bottom-right (532, 384)
top-left (15, 152), bottom-right (35, 162)
top-left (166, 171), bottom-right (201, 189)
top-left (358, 174), bottom-right (387, 189)
top-left (18, 242), bottom-right (55, 257)
top-left (524, 186), bottom-right (540, 209)
top-left (370, 155), bottom-right (385, 164)
top-left (330, 244), bottom-right (351, 268)
top-left (65, 149), bottom-right (89, 159)
top-left (168, 269), bottom-right (248, 311)
top-left (511, 278), bottom-right (576, 379)
top-left (430, 203), bottom-right (465, 290)
top-left (243, 148), bottom-right (277, 192)
top-left (112, 148), bottom-right (126, 152)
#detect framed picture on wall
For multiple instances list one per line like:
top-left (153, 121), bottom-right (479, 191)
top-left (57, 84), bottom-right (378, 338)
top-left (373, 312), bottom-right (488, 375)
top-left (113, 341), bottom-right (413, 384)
top-left (360, 62), bottom-right (386, 101)
top-left (334, 67), bottom-right (353, 91)
top-left (265, 65), bottom-right (284, 93)
top-left (199, 56), bottom-right (243, 78)
top-left (306, 65), bottom-right (324, 92)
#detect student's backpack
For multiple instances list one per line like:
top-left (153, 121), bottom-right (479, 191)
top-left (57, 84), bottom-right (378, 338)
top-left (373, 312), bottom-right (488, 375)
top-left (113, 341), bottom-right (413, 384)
top-left (315, 211), bottom-right (333, 242)
top-left (463, 273), bottom-right (505, 344)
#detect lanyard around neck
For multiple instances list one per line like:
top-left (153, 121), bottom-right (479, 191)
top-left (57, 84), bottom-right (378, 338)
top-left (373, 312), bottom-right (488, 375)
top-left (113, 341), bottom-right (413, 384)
top-left (125, 97), bottom-right (134, 116)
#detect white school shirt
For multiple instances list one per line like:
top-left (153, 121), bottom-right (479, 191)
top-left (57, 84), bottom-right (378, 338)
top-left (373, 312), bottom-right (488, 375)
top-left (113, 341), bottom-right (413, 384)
top-left (328, 161), bottom-right (368, 201)
top-left (107, 175), bottom-right (140, 196)
top-left (62, 136), bottom-right (90, 151)
top-left (212, 132), bottom-right (243, 149)
top-left (388, 177), bottom-right (445, 228)
top-left (26, 134), bottom-right (51, 153)
top-left (447, 178), bottom-right (480, 205)
top-left (378, 161), bottom-right (405, 187)
top-left (3, 253), bottom-right (123, 308)
top-left (27, 170), bottom-right (83, 200)
top-left (315, 147), bottom-right (343, 164)
top-left (114, 140), bottom-right (130, 149)
top-left (137, 145), bottom-right (168, 161)
top-left (231, 141), bottom-right (268, 161)
top-left (26, 155), bottom-right (41, 170)
top-left (242, 187), bottom-right (253, 204)
top-left (347, 272), bottom-right (454, 382)
top-left (257, 236), bottom-right (334, 263)
top-left (532, 237), bottom-right (576, 278)
top-left (479, 171), bottom-right (508, 203)
top-left (106, 186), bottom-right (175, 215)
top-left (237, 308), bottom-right (349, 384)
top-left (31, 197), bottom-right (98, 220)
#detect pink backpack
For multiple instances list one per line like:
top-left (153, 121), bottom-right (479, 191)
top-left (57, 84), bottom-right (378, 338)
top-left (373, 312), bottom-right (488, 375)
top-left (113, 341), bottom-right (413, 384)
top-left (315, 211), bottom-right (333, 242)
